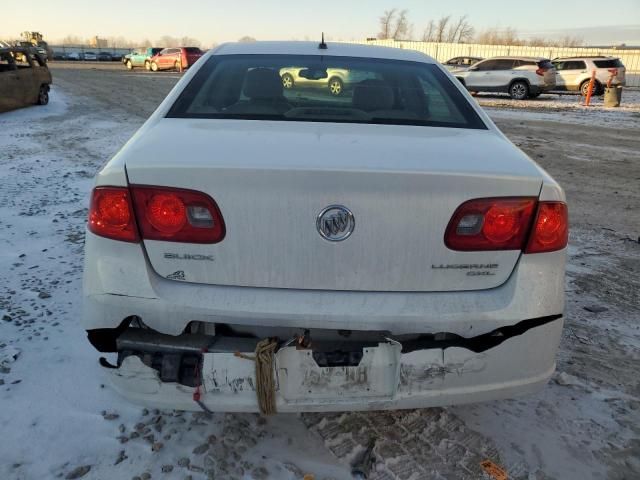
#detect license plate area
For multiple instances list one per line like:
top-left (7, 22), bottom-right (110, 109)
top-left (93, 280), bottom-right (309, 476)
top-left (276, 342), bottom-right (401, 403)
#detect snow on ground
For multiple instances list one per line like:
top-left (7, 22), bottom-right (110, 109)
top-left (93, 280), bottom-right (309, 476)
top-left (1, 77), bottom-right (639, 480)
top-left (478, 88), bottom-right (640, 129)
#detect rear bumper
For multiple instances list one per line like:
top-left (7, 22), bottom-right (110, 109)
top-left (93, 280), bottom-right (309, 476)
top-left (106, 317), bottom-right (563, 412)
top-left (83, 232), bottom-right (565, 337)
top-left (83, 230), bottom-right (565, 411)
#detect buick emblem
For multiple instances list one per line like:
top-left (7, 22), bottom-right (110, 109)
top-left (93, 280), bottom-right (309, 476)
top-left (316, 205), bottom-right (355, 242)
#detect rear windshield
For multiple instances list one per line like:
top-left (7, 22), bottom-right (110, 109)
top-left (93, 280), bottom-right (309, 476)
top-left (167, 54), bottom-right (486, 129)
top-left (593, 59), bottom-right (624, 68)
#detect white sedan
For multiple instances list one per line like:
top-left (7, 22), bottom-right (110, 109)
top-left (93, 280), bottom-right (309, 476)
top-left (83, 41), bottom-right (568, 413)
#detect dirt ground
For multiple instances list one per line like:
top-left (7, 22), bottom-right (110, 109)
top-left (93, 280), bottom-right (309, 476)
top-left (1, 63), bottom-right (638, 480)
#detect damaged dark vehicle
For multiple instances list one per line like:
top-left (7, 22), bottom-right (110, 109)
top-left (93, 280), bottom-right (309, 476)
top-left (0, 47), bottom-right (52, 113)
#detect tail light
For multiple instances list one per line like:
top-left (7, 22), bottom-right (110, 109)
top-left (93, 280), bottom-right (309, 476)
top-left (445, 197), bottom-right (536, 251)
top-left (525, 202), bottom-right (568, 253)
top-left (445, 197), bottom-right (568, 253)
top-left (130, 186), bottom-right (225, 243)
top-left (88, 185), bottom-right (225, 244)
top-left (88, 187), bottom-right (139, 242)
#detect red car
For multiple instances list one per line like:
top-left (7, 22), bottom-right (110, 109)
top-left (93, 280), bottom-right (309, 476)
top-left (149, 47), bottom-right (203, 72)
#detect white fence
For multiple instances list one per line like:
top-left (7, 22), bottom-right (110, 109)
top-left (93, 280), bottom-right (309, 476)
top-left (358, 39), bottom-right (640, 87)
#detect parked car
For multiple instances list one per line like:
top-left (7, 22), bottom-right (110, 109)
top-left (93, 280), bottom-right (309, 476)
top-left (0, 47), bottom-right (52, 112)
top-left (551, 56), bottom-right (626, 96)
top-left (443, 56), bottom-right (483, 71)
top-left (97, 51), bottom-right (112, 61)
top-left (455, 56), bottom-right (556, 99)
top-left (111, 52), bottom-right (124, 62)
top-left (83, 41), bottom-right (568, 413)
top-left (123, 47), bottom-right (163, 70)
top-left (66, 52), bottom-right (81, 61)
top-left (149, 47), bottom-right (203, 71)
top-left (279, 67), bottom-right (374, 96)
top-left (83, 51), bottom-right (98, 61)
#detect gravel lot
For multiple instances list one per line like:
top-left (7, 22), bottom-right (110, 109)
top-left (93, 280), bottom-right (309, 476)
top-left (1, 63), bottom-right (638, 480)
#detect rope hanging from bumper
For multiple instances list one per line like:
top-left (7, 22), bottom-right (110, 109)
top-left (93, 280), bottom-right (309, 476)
top-left (235, 338), bottom-right (279, 415)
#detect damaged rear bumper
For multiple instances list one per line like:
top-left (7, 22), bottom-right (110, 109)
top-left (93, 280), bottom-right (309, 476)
top-left (100, 315), bottom-right (563, 412)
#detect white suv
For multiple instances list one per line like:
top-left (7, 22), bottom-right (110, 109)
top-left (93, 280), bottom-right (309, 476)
top-left (552, 56), bottom-right (626, 96)
top-left (83, 42), bottom-right (567, 413)
top-left (454, 56), bottom-right (556, 99)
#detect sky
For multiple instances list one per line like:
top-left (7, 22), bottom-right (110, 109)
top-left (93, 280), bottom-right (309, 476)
top-left (4, 0), bottom-right (640, 46)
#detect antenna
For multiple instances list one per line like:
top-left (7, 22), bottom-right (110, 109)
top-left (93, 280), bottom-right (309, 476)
top-left (319, 32), bottom-right (328, 50)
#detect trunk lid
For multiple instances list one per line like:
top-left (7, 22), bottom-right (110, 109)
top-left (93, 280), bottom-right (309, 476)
top-left (124, 120), bottom-right (543, 292)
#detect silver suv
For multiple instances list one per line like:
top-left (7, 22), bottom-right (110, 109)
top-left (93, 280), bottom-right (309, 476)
top-left (551, 56), bottom-right (626, 96)
top-left (454, 56), bottom-right (556, 100)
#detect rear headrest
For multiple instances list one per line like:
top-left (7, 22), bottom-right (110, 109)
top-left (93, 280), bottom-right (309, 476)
top-left (352, 79), bottom-right (394, 112)
top-left (243, 68), bottom-right (283, 99)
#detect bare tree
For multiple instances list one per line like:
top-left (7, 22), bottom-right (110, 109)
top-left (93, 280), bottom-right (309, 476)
top-left (378, 8), bottom-right (397, 39)
top-left (420, 15), bottom-right (473, 43)
top-left (391, 9), bottom-right (410, 40)
top-left (475, 29), bottom-right (496, 45)
top-left (449, 16), bottom-right (474, 43)
top-left (476, 27), bottom-right (523, 45)
top-left (445, 16), bottom-right (462, 42)
top-left (502, 27), bottom-right (522, 45)
top-left (179, 36), bottom-right (201, 47)
top-left (238, 36), bottom-right (257, 43)
top-left (458, 23), bottom-right (474, 43)
top-left (422, 20), bottom-right (436, 42)
top-left (435, 16), bottom-right (450, 43)
top-left (158, 36), bottom-right (179, 47)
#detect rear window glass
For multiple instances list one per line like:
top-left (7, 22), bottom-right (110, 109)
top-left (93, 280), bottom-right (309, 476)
top-left (185, 47), bottom-right (201, 54)
top-left (593, 59), bottom-right (624, 68)
top-left (167, 54), bottom-right (486, 129)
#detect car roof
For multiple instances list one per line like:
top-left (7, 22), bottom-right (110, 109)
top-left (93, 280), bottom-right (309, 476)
top-left (483, 56), bottom-right (548, 61)
top-left (213, 41), bottom-right (436, 63)
top-left (553, 55), bottom-right (618, 60)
